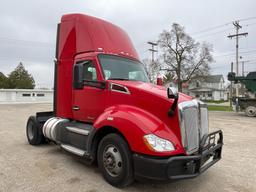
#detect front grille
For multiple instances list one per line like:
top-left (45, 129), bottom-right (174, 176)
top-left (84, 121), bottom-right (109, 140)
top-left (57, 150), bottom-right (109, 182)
top-left (178, 100), bottom-right (208, 154)
top-left (199, 104), bottom-right (209, 139)
top-left (183, 107), bottom-right (199, 153)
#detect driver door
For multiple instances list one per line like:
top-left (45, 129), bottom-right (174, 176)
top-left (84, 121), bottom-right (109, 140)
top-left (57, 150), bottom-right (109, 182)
top-left (72, 58), bottom-right (106, 123)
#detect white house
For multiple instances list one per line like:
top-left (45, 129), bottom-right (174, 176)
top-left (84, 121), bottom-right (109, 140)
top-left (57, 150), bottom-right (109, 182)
top-left (166, 75), bottom-right (228, 101)
top-left (188, 75), bottom-right (227, 101)
top-left (0, 89), bottom-right (53, 103)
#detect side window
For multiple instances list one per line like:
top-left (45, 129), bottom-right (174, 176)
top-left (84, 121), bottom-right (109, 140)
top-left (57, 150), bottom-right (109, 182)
top-left (83, 61), bottom-right (97, 81)
top-left (73, 60), bottom-right (98, 89)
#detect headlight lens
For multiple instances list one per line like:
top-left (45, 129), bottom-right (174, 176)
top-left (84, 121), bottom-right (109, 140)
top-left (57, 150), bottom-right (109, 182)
top-left (143, 134), bottom-right (175, 152)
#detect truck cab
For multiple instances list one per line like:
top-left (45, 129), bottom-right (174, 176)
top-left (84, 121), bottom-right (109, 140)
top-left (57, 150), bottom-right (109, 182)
top-left (72, 53), bottom-right (149, 123)
top-left (26, 14), bottom-right (223, 187)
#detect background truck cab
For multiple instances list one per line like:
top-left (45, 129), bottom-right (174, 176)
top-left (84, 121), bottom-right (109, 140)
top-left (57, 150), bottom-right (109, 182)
top-left (26, 14), bottom-right (223, 187)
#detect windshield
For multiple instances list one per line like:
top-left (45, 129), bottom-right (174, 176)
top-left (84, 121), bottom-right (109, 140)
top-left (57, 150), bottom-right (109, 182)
top-left (98, 54), bottom-right (149, 82)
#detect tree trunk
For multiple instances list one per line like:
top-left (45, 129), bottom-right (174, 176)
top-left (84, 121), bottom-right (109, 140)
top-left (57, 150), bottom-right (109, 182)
top-left (177, 61), bottom-right (182, 92)
top-left (178, 81), bottom-right (182, 92)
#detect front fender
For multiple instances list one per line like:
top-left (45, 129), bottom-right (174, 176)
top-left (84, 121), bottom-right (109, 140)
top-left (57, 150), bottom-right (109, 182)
top-left (93, 105), bottom-right (184, 156)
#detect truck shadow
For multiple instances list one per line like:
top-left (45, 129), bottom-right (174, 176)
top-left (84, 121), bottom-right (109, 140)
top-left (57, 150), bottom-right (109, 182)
top-left (43, 144), bottom-right (214, 192)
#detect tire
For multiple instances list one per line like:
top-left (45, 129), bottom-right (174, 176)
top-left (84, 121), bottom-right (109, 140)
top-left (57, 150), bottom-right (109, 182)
top-left (26, 116), bottom-right (45, 145)
top-left (245, 106), bottom-right (256, 117)
top-left (97, 133), bottom-right (134, 187)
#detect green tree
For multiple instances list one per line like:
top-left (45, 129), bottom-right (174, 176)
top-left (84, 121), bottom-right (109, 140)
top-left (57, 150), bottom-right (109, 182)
top-left (0, 72), bottom-right (8, 88)
top-left (163, 72), bottom-right (175, 85)
top-left (8, 62), bottom-right (35, 89)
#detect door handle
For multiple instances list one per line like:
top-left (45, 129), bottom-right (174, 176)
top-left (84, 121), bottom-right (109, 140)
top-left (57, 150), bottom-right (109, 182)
top-left (73, 106), bottom-right (80, 111)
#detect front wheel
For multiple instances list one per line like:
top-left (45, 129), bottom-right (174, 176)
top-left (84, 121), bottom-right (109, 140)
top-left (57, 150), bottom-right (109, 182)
top-left (97, 133), bottom-right (134, 187)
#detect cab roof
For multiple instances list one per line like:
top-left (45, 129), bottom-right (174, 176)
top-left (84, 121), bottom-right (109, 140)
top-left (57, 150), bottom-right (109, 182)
top-left (58, 14), bottom-right (139, 60)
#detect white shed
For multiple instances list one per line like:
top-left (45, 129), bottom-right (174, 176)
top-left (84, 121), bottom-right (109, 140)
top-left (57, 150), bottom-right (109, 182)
top-left (0, 89), bottom-right (53, 103)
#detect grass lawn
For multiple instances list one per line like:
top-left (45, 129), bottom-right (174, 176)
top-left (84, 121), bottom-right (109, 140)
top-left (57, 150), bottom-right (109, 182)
top-left (203, 100), bottom-right (227, 104)
top-left (208, 105), bottom-right (233, 111)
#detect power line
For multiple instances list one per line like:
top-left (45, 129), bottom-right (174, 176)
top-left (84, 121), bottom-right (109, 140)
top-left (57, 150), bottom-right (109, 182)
top-left (0, 16), bottom-right (255, 48)
top-left (191, 23), bottom-right (231, 35)
top-left (238, 16), bottom-right (256, 22)
top-left (0, 37), bottom-right (54, 47)
top-left (191, 16), bottom-right (256, 36)
top-left (214, 49), bottom-right (256, 58)
top-left (245, 22), bottom-right (256, 27)
top-left (194, 28), bottom-right (233, 39)
top-left (192, 23), bottom-right (256, 41)
top-left (211, 62), bottom-right (256, 69)
top-left (0, 56), bottom-right (52, 63)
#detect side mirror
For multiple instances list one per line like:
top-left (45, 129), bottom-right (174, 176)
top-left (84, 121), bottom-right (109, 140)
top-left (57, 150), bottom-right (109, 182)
top-left (73, 64), bottom-right (84, 89)
top-left (167, 87), bottom-right (178, 99)
top-left (167, 87), bottom-right (179, 116)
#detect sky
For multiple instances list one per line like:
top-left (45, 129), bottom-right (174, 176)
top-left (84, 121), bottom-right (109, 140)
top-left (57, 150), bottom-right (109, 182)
top-left (0, 0), bottom-right (256, 88)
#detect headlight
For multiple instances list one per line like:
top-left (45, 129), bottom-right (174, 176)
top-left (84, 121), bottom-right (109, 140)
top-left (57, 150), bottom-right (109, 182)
top-left (143, 134), bottom-right (175, 152)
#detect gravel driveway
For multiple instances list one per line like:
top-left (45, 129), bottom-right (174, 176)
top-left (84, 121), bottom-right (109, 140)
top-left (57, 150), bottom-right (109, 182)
top-left (0, 103), bottom-right (255, 192)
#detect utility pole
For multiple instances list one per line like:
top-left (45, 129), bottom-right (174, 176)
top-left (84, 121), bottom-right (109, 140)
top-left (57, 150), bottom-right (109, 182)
top-left (147, 41), bottom-right (158, 84)
top-left (147, 41), bottom-right (158, 62)
top-left (227, 21), bottom-right (248, 97)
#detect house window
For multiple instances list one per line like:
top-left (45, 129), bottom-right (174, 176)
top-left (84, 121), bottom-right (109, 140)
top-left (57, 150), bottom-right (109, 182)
top-left (208, 93), bottom-right (212, 97)
top-left (196, 81), bottom-right (200, 88)
top-left (22, 93), bottom-right (31, 97)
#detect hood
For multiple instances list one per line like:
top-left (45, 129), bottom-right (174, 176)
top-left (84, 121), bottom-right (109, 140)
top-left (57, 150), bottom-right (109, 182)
top-left (107, 80), bottom-right (193, 154)
top-left (108, 80), bottom-right (193, 103)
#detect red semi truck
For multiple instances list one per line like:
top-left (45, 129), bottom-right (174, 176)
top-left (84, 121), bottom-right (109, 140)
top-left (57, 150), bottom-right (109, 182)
top-left (26, 14), bottom-right (223, 187)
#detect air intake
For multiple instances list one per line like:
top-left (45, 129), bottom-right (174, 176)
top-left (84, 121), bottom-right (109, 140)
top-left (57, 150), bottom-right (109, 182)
top-left (110, 83), bottom-right (130, 94)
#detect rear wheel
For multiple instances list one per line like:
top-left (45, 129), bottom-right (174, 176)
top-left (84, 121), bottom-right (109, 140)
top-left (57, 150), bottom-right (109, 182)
top-left (97, 133), bottom-right (134, 187)
top-left (245, 106), bottom-right (256, 117)
top-left (26, 116), bottom-right (45, 145)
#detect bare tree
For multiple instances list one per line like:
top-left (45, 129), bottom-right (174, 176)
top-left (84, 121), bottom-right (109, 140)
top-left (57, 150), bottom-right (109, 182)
top-left (158, 23), bottom-right (213, 92)
top-left (142, 58), bottom-right (160, 83)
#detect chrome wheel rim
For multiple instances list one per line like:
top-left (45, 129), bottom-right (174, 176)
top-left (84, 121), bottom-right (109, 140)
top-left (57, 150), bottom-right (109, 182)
top-left (103, 145), bottom-right (122, 177)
